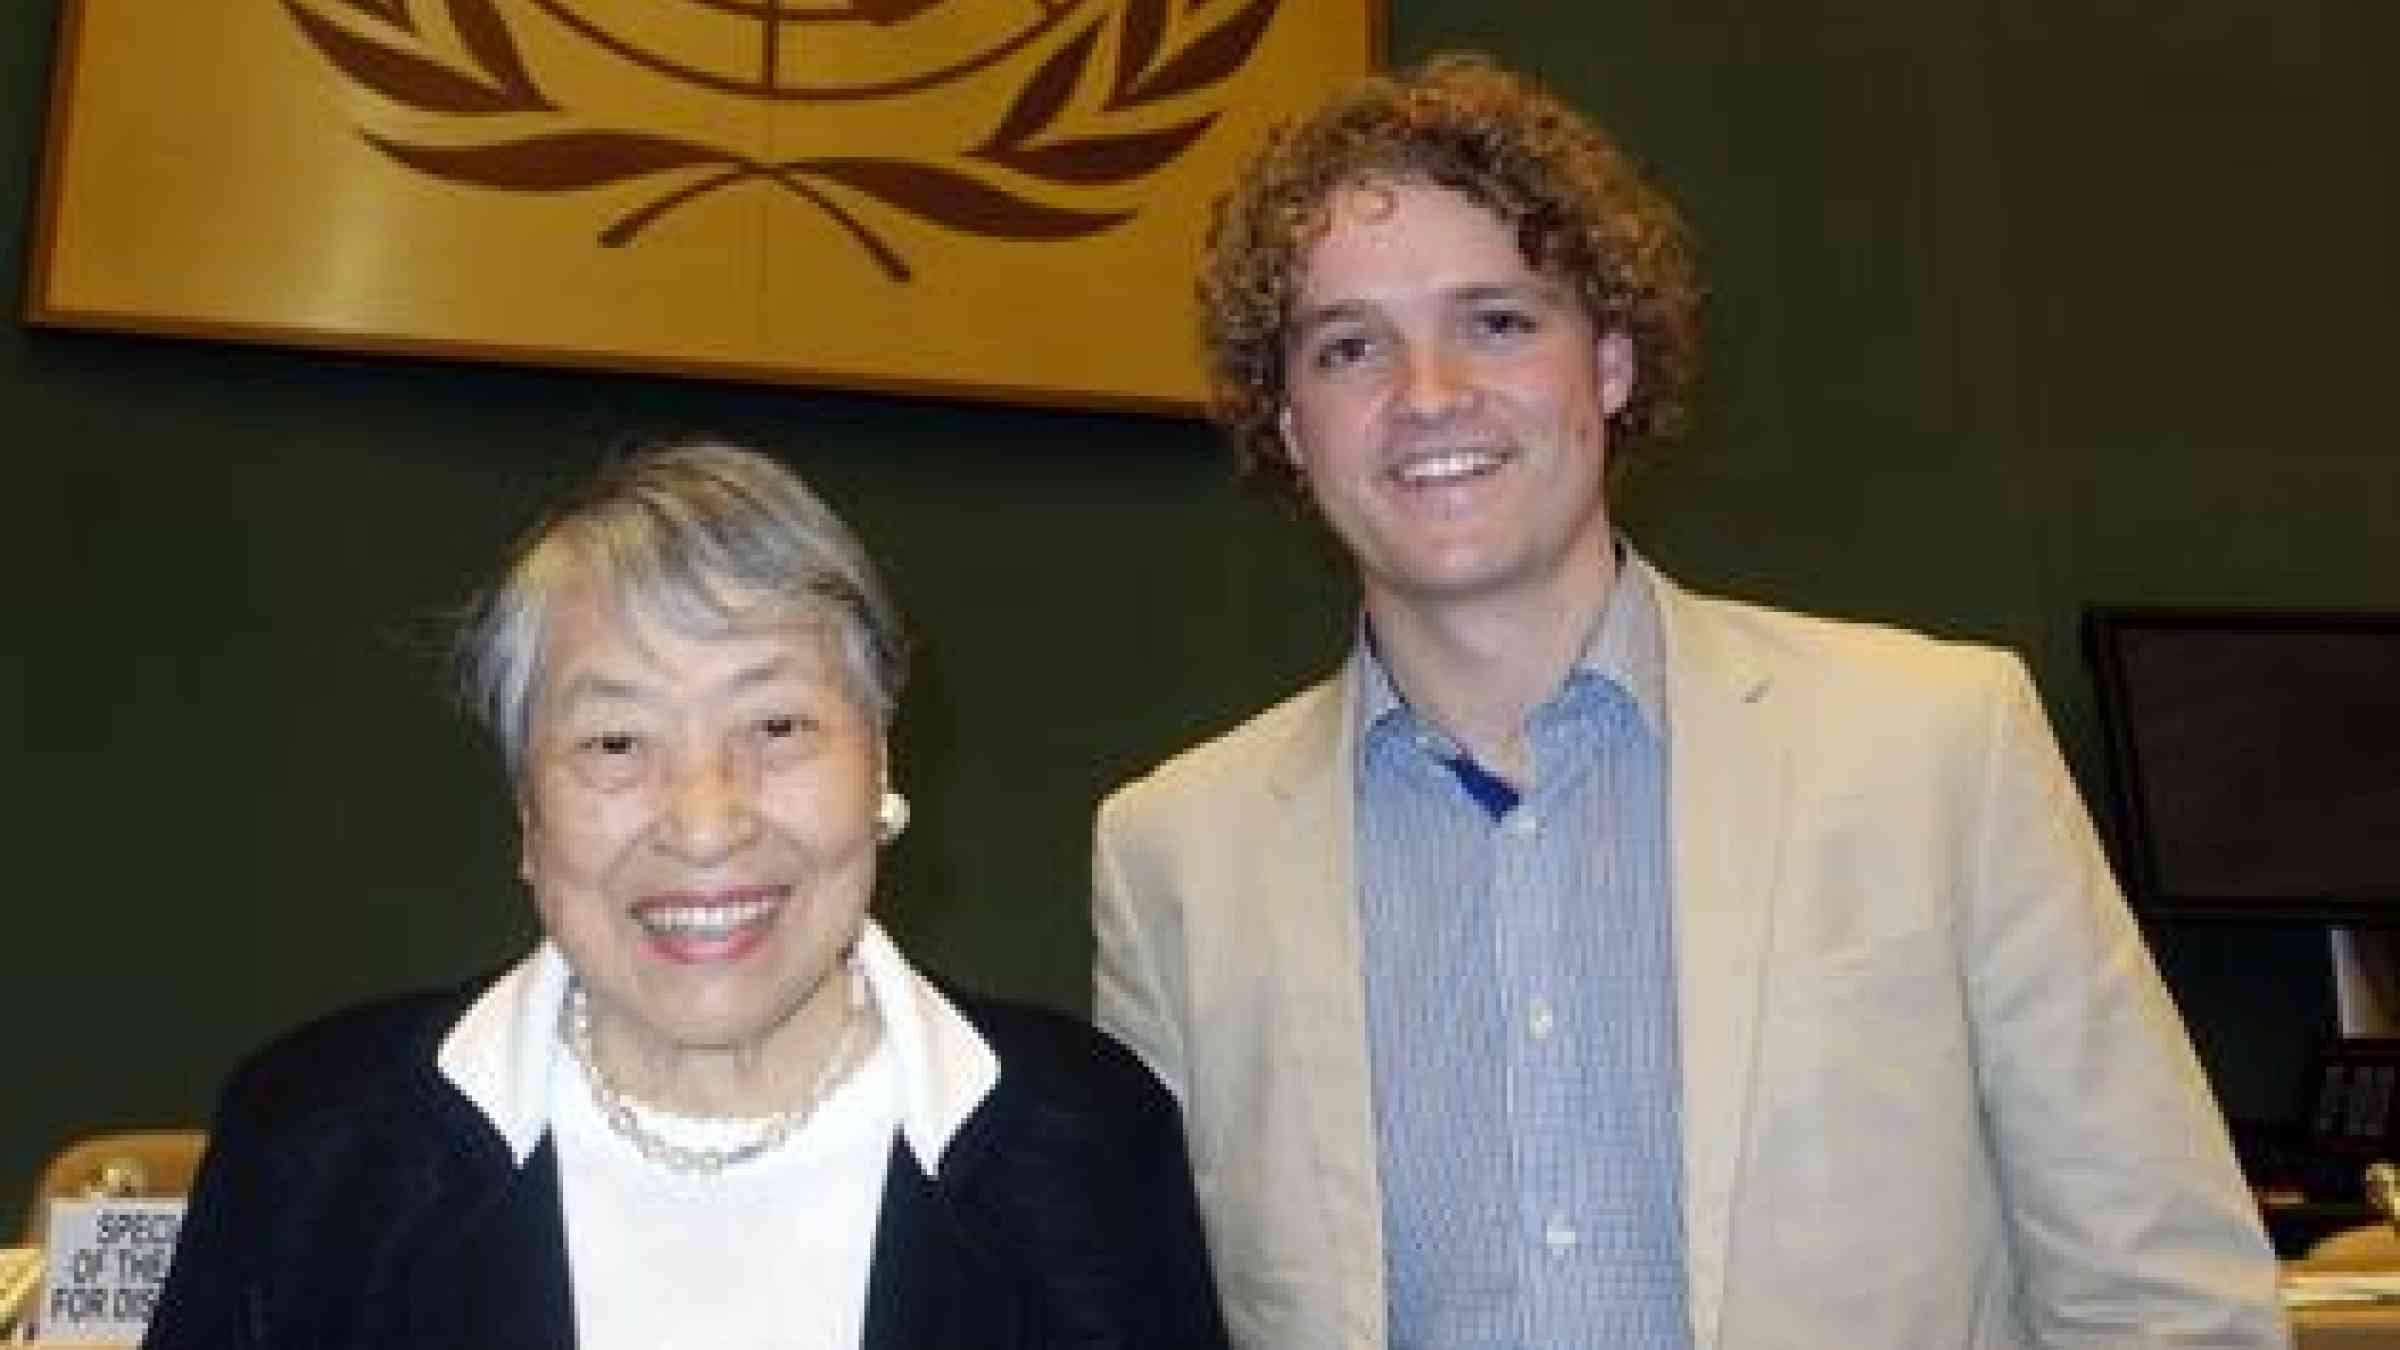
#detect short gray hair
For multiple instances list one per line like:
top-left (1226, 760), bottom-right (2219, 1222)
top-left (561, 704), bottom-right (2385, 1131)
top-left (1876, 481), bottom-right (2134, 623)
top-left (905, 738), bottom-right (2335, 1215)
top-left (457, 442), bottom-right (908, 790)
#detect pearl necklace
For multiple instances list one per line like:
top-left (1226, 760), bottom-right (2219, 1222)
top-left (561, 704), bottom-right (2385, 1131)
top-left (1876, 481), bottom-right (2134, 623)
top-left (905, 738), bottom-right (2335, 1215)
top-left (564, 975), bottom-right (872, 1177)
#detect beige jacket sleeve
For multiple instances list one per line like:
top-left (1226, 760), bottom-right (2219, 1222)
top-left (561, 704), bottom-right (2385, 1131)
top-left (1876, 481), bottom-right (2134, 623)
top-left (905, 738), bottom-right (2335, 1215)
top-left (1960, 655), bottom-right (2288, 1346)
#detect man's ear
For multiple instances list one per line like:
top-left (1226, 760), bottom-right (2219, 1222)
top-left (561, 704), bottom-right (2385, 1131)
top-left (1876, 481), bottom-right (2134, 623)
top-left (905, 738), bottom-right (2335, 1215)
top-left (1275, 403), bottom-right (1304, 474)
top-left (1596, 330), bottom-right (1636, 420)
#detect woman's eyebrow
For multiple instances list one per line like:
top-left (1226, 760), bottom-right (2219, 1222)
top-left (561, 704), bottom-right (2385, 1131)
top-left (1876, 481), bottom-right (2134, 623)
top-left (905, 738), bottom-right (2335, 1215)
top-left (722, 655), bottom-right (803, 696)
top-left (552, 672), bottom-right (654, 710)
top-left (549, 655), bottom-right (806, 716)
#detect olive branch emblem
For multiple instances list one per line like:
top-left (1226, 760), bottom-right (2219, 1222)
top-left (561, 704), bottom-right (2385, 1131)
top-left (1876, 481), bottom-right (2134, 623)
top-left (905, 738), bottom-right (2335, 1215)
top-left (281, 0), bottom-right (1282, 282)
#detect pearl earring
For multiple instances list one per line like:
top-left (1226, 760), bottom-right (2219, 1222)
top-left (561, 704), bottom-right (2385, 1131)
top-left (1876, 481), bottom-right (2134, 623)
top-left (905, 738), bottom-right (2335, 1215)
top-left (875, 788), bottom-right (910, 844)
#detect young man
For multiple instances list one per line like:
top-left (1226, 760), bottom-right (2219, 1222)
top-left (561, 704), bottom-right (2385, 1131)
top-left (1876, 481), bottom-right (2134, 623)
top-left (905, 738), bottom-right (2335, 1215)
top-left (1092, 55), bottom-right (2285, 1349)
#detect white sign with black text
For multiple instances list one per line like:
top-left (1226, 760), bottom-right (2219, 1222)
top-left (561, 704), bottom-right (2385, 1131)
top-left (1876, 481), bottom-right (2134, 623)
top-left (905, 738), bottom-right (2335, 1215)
top-left (38, 1197), bottom-right (183, 1341)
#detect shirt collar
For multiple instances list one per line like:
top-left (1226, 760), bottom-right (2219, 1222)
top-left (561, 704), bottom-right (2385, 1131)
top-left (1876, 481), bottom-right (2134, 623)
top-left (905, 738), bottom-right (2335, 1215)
top-left (1354, 538), bottom-right (1669, 752)
top-left (854, 922), bottom-right (1001, 1173)
top-left (436, 919), bottom-right (1000, 1176)
top-left (1589, 549), bottom-right (1669, 738)
top-left (437, 940), bottom-right (571, 1165)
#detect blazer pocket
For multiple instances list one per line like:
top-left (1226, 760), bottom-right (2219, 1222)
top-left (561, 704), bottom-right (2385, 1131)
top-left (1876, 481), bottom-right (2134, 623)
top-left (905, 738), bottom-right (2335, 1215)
top-left (1748, 923), bottom-right (1993, 1284)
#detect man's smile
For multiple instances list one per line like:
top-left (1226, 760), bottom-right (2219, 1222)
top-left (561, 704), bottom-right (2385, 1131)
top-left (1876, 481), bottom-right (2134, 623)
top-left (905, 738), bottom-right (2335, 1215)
top-left (1389, 446), bottom-right (1515, 488)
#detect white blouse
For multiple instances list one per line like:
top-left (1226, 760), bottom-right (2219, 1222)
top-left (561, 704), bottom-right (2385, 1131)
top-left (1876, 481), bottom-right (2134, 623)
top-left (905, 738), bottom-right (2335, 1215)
top-left (434, 923), bottom-right (1000, 1350)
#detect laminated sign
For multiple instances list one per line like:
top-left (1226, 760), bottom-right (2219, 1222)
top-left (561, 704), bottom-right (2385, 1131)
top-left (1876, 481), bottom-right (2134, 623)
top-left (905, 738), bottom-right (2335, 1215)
top-left (30, 0), bottom-right (1382, 411)
top-left (39, 1197), bottom-right (184, 1342)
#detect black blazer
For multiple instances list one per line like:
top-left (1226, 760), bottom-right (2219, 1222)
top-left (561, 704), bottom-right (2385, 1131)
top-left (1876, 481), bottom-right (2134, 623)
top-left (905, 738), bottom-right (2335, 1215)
top-left (143, 978), bottom-right (1228, 1349)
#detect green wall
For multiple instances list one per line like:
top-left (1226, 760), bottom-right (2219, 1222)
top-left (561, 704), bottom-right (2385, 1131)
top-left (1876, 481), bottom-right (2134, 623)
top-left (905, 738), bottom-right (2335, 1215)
top-left (5, 0), bottom-right (2393, 1234)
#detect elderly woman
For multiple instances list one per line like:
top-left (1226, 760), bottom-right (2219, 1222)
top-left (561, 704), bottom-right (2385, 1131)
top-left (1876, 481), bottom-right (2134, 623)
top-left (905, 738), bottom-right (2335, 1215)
top-left (146, 444), bottom-right (1228, 1348)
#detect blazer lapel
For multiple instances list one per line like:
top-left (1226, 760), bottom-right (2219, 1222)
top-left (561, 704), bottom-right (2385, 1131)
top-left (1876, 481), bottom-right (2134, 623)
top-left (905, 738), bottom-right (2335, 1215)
top-left (1650, 566), bottom-right (1789, 1350)
top-left (403, 1133), bottom-right (577, 1350)
top-left (1265, 665), bottom-right (1386, 1346)
top-left (862, 1139), bottom-right (1026, 1349)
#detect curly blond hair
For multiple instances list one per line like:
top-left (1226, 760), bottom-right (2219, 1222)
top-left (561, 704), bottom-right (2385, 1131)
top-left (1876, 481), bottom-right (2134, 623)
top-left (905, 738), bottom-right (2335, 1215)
top-left (1200, 54), bottom-right (1704, 499)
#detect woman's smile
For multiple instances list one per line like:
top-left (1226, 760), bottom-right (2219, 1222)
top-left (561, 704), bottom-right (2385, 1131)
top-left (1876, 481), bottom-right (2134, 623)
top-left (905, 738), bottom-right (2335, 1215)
top-left (630, 885), bottom-right (790, 963)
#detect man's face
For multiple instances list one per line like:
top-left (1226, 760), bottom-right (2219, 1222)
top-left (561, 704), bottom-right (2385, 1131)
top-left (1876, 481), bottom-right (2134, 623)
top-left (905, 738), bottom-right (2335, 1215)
top-left (517, 571), bottom-right (882, 1075)
top-left (1278, 180), bottom-right (1632, 615)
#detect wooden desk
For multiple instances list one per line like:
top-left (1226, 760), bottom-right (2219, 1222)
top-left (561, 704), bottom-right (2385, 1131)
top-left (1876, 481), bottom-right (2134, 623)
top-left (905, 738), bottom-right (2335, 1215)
top-left (2295, 1303), bottom-right (2400, 1348)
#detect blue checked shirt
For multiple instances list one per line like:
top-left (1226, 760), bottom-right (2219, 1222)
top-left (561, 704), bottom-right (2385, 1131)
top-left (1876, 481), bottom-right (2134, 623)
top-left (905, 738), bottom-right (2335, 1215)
top-left (1356, 561), bottom-right (1690, 1349)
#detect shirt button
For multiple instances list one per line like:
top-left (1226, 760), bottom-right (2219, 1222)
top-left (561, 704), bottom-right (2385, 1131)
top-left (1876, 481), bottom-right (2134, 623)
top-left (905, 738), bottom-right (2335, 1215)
top-left (1528, 998), bottom-right (1555, 1041)
top-left (1506, 809), bottom-right (1540, 836)
top-left (1543, 1214), bottom-right (1579, 1252)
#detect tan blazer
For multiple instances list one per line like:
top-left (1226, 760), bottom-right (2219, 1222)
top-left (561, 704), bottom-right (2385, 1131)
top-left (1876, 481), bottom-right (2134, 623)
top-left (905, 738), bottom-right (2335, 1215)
top-left (1093, 560), bottom-right (2286, 1349)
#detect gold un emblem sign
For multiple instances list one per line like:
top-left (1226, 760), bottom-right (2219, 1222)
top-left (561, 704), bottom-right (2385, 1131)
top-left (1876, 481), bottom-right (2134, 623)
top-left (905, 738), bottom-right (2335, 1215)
top-left (281, 0), bottom-right (1284, 281)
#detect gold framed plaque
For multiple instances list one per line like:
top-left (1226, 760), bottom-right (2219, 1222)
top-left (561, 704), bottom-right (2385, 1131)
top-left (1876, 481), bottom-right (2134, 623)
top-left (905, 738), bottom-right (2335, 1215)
top-left (27, 0), bottom-right (1385, 412)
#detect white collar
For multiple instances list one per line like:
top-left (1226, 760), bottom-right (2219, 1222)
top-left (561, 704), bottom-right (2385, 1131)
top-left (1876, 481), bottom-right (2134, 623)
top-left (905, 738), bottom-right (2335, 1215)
top-left (435, 920), bottom-right (1001, 1175)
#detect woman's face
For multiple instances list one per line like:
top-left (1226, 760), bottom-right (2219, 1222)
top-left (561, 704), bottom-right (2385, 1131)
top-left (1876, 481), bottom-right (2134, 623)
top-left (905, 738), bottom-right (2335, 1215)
top-left (517, 571), bottom-right (881, 1090)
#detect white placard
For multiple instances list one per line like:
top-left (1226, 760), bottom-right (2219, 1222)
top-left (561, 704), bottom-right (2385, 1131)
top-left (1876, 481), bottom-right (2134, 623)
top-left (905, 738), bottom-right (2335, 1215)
top-left (37, 1197), bottom-right (183, 1342)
